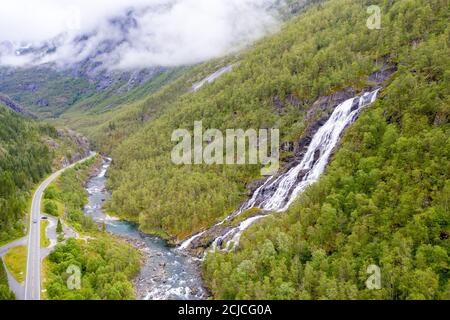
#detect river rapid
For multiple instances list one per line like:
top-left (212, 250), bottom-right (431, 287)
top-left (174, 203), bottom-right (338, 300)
top-left (83, 158), bottom-right (207, 300)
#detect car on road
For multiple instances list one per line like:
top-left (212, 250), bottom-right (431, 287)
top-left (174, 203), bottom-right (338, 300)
top-left (32, 219), bottom-right (38, 224)
top-left (41, 216), bottom-right (48, 220)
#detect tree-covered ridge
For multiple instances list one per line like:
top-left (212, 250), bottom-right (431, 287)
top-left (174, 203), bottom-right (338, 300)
top-left (203, 0), bottom-right (449, 300)
top-left (0, 67), bottom-right (92, 118)
top-left (103, 0), bottom-right (447, 242)
top-left (46, 237), bottom-right (140, 300)
top-left (0, 104), bottom-right (53, 243)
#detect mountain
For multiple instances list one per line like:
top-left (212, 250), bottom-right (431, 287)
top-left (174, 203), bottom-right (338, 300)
top-left (0, 8), bottom-right (167, 85)
top-left (200, 0), bottom-right (450, 300)
top-left (0, 0), bottom-right (314, 119)
top-left (75, 0), bottom-right (447, 299)
top-left (0, 7), bottom-right (180, 118)
top-left (0, 93), bottom-right (36, 118)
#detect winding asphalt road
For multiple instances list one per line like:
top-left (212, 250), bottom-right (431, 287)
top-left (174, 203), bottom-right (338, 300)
top-left (24, 153), bottom-right (95, 300)
top-left (0, 237), bottom-right (27, 298)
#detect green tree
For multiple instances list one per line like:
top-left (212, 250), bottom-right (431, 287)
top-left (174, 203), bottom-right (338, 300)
top-left (56, 219), bottom-right (63, 234)
top-left (44, 200), bottom-right (58, 216)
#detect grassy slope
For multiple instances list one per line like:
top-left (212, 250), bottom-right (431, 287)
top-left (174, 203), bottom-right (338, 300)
top-left (56, 58), bottom-right (238, 154)
top-left (0, 67), bottom-right (92, 118)
top-left (40, 220), bottom-right (50, 248)
top-left (62, 66), bottom-right (191, 117)
top-left (0, 62), bottom-right (193, 121)
top-left (4, 246), bottom-right (27, 283)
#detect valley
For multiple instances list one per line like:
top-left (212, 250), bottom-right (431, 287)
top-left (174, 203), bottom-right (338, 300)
top-left (0, 0), bottom-right (448, 301)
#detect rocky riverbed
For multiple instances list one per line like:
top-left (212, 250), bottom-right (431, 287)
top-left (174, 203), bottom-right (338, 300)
top-left (83, 156), bottom-right (208, 300)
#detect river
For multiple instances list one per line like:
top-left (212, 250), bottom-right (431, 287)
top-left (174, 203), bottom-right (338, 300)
top-left (83, 158), bottom-right (207, 300)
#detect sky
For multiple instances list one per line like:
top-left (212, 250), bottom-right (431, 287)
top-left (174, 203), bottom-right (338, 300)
top-left (0, 0), bottom-right (282, 69)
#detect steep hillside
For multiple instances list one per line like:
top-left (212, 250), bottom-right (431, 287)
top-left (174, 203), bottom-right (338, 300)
top-left (60, 58), bottom-right (245, 154)
top-left (202, 0), bottom-right (449, 299)
top-left (55, 65), bottom-right (196, 152)
top-left (0, 66), bottom-right (92, 117)
top-left (0, 0), bottom-right (446, 302)
top-left (0, 104), bottom-right (89, 244)
top-left (101, 0), bottom-right (447, 244)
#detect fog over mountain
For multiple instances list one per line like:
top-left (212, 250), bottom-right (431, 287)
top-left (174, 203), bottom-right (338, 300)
top-left (0, 0), bottom-right (284, 70)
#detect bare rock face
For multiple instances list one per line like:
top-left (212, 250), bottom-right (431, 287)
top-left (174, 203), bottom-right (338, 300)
top-left (190, 225), bottom-right (234, 250)
top-left (295, 64), bottom-right (396, 157)
top-left (272, 96), bottom-right (285, 115)
top-left (272, 94), bottom-right (303, 115)
top-left (305, 88), bottom-right (356, 123)
top-left (368, 64), bottom-right (397, 85)
top-left (281, 141), bottom-right (294, 153)
top-left (52, 129), bottom-right (91, 168)
top-left (36, 98), bottom-right (49, 107)
top-left (246, 179), bottom-right (267, 195)
top-left (0, 94), bottom-right (36, 118)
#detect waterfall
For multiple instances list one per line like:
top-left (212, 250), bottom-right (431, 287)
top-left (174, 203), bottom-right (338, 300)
top-left (178, 230), bottom-right (206, 250)
top-left (179, 89), bottom-right (380, 251)
top-left (192, 65), bottom-right (234, 92)
top-left (257, 89), bottom-right (380, 212)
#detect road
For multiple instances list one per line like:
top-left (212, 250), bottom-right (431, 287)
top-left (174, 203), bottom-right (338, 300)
top-left (24, 153), bottom-right (95, 300)
top-left (0, 237), bottom-right (27, 299)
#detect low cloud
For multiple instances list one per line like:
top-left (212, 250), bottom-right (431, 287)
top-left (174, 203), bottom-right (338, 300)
top-left (0, 0), bottom-right (283, 70)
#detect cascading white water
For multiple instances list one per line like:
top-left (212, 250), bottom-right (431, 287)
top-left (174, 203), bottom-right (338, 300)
top-left (258, 89), bottom-right (379, 212)
top-left (192, 65), bottom-right (234, 92)
top-left (178, 230), bottom-right (206, 250)
top-left (179, 89), bottom-right (380, 251)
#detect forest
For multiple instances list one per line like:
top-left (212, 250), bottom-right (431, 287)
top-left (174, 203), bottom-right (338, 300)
top-left (0, 104), bottom-right (53, 243)
top-left (63, 0), bottom-right (449, 299)
top-left (45, 237), bottom-right (140, 300)
top-left (85, 0), bottom-right (448, 245)
top-left (44, 157), bottom-right (99, 231)
top-left (202, 0), bottom-right (449, 299)
top-left (43, 157), bottom-right (141, 300)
